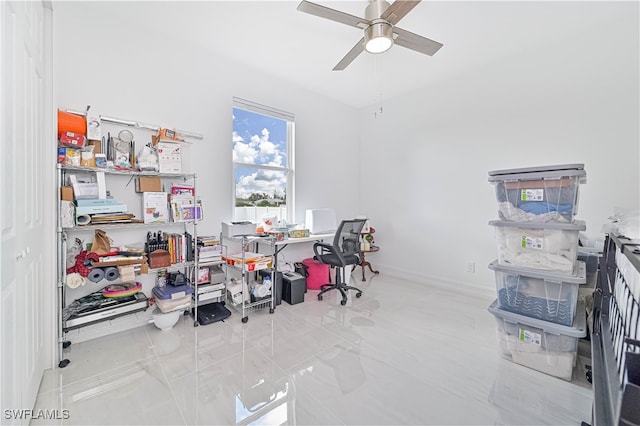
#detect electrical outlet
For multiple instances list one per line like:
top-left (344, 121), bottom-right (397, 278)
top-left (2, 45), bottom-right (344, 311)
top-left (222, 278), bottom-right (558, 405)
top-left (466, 262), bottom-right (475, 273)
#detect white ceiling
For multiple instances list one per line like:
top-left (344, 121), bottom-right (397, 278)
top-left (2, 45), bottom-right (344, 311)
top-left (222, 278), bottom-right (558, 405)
top-left (68, 1), bottom-right (634, 109)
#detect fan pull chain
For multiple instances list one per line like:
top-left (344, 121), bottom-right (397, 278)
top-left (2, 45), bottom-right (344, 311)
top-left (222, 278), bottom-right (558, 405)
top-left (374, 56), bottom-right (383, 118)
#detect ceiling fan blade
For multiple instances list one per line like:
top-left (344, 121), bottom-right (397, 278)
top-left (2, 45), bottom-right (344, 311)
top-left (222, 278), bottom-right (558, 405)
top-left (381, 0), bottom-right (421, 26)
top-left (393, 27), bottom-right (443, 56)
top-left (333, 38), bottom-right (366, 71)
top-left (297, 1), bottom-right (369, 29)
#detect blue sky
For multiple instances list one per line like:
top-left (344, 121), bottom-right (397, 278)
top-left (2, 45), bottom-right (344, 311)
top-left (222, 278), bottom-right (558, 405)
top-left (232, 108), bottom-right (288, 199)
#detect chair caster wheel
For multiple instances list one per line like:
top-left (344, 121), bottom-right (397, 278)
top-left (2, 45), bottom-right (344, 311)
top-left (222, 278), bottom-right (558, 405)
top-left (269, 308), bottom-right (275, 314)
top-left (340, 299), bottom-right (347, 306)
top-left (193, 321), bottom-right (199, 327)
top-left (62, 341), bottom-right (71, 349)
top-left (318, 295), bottom-right (323, 301)
top-left (58, 359), bottom-right (70, 368)
top-left (356, 292), bottom-right (362, 298)
top-left (242, 317), bottom-right (248, 323)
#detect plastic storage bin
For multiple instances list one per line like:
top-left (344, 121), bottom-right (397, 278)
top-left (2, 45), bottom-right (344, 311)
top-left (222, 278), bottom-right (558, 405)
top-left (577, 247), bottom-right (602, 275)
top-left (488, 164), bottom-right (586, 223)
top-left (489, 260), bottom-right (585, 326)
top-left (490, 220), bottom-right (586, 274)
top-left (488, 300), bottom-right (586, 380)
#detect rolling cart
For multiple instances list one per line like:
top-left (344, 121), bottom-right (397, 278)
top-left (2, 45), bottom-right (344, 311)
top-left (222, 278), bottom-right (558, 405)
top-left (222, 234), bottom-right (276, 323)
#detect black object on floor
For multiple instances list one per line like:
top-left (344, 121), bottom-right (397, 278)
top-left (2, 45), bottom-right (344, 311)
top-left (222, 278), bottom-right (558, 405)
top-left (194, 302), bottom-right (231, 325)
top-left (283, 272), bottom-right (305, 305)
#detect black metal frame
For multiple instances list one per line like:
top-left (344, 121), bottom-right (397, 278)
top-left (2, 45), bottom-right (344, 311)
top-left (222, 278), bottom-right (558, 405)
top-left (313, 219), bottom-right (367, 305)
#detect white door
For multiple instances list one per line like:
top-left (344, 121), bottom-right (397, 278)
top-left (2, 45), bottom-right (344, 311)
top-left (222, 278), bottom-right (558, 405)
top-left (1, 1), bottom-right (54, 422)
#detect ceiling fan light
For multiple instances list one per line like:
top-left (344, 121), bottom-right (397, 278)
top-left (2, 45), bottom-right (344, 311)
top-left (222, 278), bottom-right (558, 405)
top-left (364, 21), bottom-right (393, 54)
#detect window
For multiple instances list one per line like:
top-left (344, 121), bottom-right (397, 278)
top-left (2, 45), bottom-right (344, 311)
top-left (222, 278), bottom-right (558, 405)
top-left (232, 97), bottom-right (294, 224)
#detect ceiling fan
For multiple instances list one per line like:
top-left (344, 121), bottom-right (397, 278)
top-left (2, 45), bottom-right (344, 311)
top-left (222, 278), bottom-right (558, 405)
top-left (297, 0), bottom-right (443, 71)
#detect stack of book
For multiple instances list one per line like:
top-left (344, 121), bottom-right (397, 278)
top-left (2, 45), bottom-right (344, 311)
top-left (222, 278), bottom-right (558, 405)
top-left (163, 231), bottom-right (194, 265)
top-left (197, 236), bottom-right (222, 263)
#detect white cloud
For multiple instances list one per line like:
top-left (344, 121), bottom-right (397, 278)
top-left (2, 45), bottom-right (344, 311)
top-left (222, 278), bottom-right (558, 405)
top-left (233, 140), bottom-right (258, 163)
top-left (234, 125), bottom-right (287, 199)
top-left (234, 127), bottom-right (284, 167)
top-left (236, 169), bottom-right (287, 199)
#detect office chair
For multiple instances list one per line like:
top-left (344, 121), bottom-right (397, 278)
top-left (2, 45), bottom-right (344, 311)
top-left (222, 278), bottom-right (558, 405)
top-left (313, 219), bottom-right (367, 305)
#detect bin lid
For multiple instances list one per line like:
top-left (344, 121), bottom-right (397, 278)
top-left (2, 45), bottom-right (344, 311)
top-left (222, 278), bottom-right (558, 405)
top-left (152, 284), bottom-right (193, 300)
top-left (489, 219), bottom-right (586, 231)
top-left (488, 260), bottom-right (586, 284)
top-left (488, 299), bottom-right (586, 337)
top-left (488, 164), bottom-right (586, 182)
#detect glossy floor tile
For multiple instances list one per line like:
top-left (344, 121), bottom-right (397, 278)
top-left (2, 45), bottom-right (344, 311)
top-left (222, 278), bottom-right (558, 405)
top-left (33, 274), bottom-right (593, 425)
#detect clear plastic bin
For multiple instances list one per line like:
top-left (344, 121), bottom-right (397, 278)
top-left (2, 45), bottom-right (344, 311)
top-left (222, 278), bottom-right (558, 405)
top-left (489, 260), bottom-right (585, 326)
top-left (490, 220), bottom-right (586, 275)
top-left (488, 300), bottom-right (586, 380)
top-left (488, 164), bottom-right (586, 223)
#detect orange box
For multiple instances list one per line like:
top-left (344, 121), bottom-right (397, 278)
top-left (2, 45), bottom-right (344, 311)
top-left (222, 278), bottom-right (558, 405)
top-left (57, 110), bottom-right (86, 136)
top-left (158, 128), bottom-right (183, 141)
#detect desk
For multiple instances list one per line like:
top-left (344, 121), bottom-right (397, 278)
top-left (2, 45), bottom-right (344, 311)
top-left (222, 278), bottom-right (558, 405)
top-left (273, 233), bottom-right (334, 267)
top-left (273, 233), bottom-right (334, 249)
top-left (359, 245), bottom-right (380, 281)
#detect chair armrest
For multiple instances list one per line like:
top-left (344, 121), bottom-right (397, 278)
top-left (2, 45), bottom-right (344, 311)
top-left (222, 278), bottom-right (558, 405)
top-left (313, 242), bottom-right (347, 265)
top-left (313, 242), bottom-right (334, 256)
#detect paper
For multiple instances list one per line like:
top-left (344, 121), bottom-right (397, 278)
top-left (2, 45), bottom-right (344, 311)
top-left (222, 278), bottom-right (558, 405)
top-left (60, 201), bottom-right (75, 228)
top-left (143, 192), bottom-right (169, 224)
top-left (96, 171), bottom-right (107, 199)
top-left (157, 142), bottom-right (182, 173)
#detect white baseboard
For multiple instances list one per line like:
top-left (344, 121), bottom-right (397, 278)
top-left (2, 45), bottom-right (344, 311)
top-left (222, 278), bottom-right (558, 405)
top-left (375, 263), bottom-right (496, 300)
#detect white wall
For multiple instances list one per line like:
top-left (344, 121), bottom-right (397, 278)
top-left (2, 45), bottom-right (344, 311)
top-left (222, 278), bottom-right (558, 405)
top-left (53, 1), bottom-right (361, 238)
top-left (52, 2), bottom-right (361, 341)
top-left (54, 1), bottom-right (639, 300)
top-left (358, 2), bottom-right (640, 295)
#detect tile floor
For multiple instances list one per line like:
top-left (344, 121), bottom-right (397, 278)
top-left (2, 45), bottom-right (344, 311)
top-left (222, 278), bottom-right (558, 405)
top-left (33, 274), bottom-right (593, 425)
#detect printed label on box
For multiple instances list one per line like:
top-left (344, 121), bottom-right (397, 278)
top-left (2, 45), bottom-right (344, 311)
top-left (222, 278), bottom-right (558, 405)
top-left (521, 188), bottom-right (544, 201)
top-left (518, 328), bottom-right (541, 345)
top-left (521, 235), bottom-right (543, 249)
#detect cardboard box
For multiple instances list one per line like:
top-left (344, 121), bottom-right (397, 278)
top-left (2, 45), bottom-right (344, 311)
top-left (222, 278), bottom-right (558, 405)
top-left (135, 176), bottom-right (162, 193)
top-left (289, 229), bottom-right (310, 238)
top-left (88, 140), bottom-right (101, 154)
top-left (61, 186), bottom-right (74, 201)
